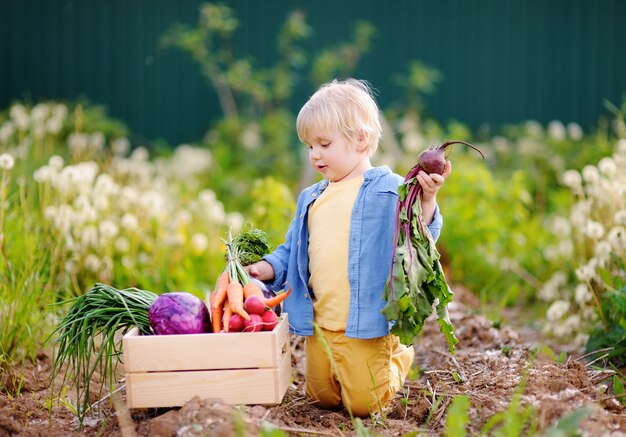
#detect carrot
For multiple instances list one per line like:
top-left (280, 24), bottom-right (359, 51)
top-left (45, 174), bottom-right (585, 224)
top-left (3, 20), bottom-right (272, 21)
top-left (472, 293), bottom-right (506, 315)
top-left (222, 304), bottom-right (233, 332)
top-left (212, 270), bottom-right (230, 311)
top-left (264, 285), bottom-right (292, 308)
top-left (211, 294), bottom-right (224, 333)
top-left (227, 281), bottom-right (250, 320)
top-left (243, 281), bottom-right (264, 300)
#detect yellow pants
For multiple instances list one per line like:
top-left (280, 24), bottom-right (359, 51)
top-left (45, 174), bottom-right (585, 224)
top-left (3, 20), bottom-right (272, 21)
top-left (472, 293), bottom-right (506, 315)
top-left (304, 328), bottom-right (415, 417)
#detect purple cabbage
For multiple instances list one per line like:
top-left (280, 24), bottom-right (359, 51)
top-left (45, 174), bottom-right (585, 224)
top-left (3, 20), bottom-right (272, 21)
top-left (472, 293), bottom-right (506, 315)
top-left (148, 292), bottom-right (212, 335)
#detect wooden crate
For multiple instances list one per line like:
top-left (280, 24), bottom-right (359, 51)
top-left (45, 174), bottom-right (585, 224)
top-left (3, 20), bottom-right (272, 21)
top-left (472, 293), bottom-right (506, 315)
top-left (122, 314), bottom-right (291, 408)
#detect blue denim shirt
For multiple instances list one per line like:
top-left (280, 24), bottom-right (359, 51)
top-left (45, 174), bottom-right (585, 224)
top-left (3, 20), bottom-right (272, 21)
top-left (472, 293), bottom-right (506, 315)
top-left (264, 166), bottom-right (442, 339)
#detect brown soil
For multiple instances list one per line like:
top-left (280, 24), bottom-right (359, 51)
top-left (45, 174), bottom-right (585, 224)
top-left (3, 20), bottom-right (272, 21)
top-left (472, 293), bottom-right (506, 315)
top-left (1, 287), bottom-right (625, 437)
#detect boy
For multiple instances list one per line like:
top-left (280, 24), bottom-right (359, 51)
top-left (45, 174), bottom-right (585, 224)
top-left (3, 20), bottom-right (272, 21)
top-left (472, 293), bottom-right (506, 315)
top-left (246, 78), bottom-right (451, 417)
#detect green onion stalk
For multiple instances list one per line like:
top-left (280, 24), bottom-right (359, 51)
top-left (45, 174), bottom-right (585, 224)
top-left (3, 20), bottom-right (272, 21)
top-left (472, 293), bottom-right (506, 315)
top-left (48, 283), bottom-right (157, 425)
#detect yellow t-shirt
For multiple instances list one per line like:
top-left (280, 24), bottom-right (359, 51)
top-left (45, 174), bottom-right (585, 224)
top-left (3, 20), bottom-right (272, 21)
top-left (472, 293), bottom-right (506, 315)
top-left (307, 175), bottom-right (364, 331)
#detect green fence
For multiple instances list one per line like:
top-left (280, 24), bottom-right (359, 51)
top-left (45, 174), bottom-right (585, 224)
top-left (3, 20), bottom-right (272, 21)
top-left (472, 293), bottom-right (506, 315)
top-left (2, 0), bottom-right (625, 145)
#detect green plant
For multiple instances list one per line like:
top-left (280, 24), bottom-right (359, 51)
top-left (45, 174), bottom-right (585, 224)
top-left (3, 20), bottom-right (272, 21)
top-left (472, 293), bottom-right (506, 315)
top-left (160, 3), bottom-right (376, 213)
top-left (444, 394), bottom-right (470, 437)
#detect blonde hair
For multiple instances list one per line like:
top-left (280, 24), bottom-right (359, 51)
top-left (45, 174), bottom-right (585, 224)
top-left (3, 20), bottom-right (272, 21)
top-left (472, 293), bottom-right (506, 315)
top-left (296, 78), bottom-right (382, 155)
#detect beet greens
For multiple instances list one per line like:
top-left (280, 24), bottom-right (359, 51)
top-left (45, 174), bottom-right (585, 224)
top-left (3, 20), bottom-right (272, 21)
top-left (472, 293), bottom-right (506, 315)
top-left (382, 140), bottom-right (483, 352)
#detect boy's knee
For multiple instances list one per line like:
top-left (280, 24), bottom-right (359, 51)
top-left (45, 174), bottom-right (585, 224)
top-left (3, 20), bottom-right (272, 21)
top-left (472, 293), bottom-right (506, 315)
top-left (344, 400), bottom-right (372, 418)
top-left (306, 383), bottom-right (342, 410)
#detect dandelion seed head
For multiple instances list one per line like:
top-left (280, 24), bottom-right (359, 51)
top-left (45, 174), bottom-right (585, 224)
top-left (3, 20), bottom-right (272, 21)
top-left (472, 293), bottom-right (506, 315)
top-left (547, 300), bottom-right (570, 321)
top-left (562, 170), bottom-right (581, 190)
top-left (0, 153), bottom-right (15, 170)
top-left (574, 284), bottom-right (592, 305)
top-left (566, 123), bottom-right (583, 140)
top-left (548, 120), bottom-right (566, 141)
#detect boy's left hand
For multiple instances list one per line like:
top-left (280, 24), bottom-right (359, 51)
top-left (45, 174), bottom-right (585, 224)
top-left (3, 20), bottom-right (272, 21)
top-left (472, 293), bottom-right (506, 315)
top-left (417, 160), bottom-right (452, 202)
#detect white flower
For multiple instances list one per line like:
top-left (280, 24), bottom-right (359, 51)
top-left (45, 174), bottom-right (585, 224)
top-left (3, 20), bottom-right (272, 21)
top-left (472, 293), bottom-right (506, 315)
top-left (547, 300), bottom-right (570, 321)
top-left (574, 284), bottom-right (592, 305)
top-left (99, 220), bottom-right (119, 240)
top-left (31, 103), bottom-right (50, 122)
top-left (0, 121), bottom-right (15, 144)
top-left (10, 104), bottom-right (30, 130)
top-left (191, 233), bottom-right (209, 253)
top-left (538, 272), bottom-right (566, 301)
top-left (68, 133), bottom-right (89, 154)
top-left (90, 132), bottom-right (106, 152)
top-left (0, 153), bottom-right (15, 170)
top-left (548, 120), bottom-right (566, 141)
top-left (226, 212), bottom-right (244, 232)
top-left (594, 241), bottom-right (612, 260)
top-left (575, 262), bottom-right (597, 282)
top-left (115, 237), bottom-right (130, 253)
top-left (83, 254), bottom-right (101, 272)
top-left (581, 165), bottom-right (599, 184)
top-left (112, 137), bottom-right (130, 156)
top-left (582, 221), bottom-right (604, 239)
top-left (48, 155), bottom-right (64, 171)
top-left (617, 139), bottom-right (626, 156)
top-left (566, 123), bottom-right (583, 140)
top-left (615, 211), bottom-right (626, 226)
top-left (607, 226), bottom-right (626, 251)
top-left (131, 147), bottom-right (149, 161)
top-left (403, 132), bottom-right (424, 152)
top-left (240, 123), bottom-right (261, 150)
top-left (81, 226), bottom-right (99, 249)
top-left (524, 120), bottom-right (543, 137)
top-left (549, 216), bottom-right (571, 238)
top-left (198, 189), bottom-right (217, 206)
top-left (597, 157), bottom-right (617, 177)
top-left (53, 103), bottom-right (68, 120)
top-left (561, 170), bottom-right (581, 190)
top-left (121, 213), bottom-right (139, 231)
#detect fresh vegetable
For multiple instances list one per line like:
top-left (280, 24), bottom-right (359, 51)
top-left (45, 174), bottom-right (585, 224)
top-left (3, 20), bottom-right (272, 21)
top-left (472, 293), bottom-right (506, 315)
top-left (148, 292), bottom-right (212, 335)
top-left (243, 279), bottom-right (265, 300)
top-left (243, 314), bottom-right (264, 332)
top-left (230, 226), bottom-right (272, 265)
top-left (222, 303), bottom-right (233, 332)
top-left (49, 283), bottom-right (158, 424)
top-left (382, 140), bottom-right (483, 352)
top-left (228, 314), bottom-right (246, 332)
top-left (263, 285), bottom-right (292, 309)
top-left (417, 140), bottom-right (484, 175)
top-left (244, 295), bottom-right (266, 316)
top-left (212, 270), bottom-right (230, 311)
top-left (248, 276), bottom-right (282, 316)
top-left (210, 291), bottom-right (224, 332)
top-left (226, 281), bottom-right (249, 320)
top-left (261, 310), bottom-right (279, 331)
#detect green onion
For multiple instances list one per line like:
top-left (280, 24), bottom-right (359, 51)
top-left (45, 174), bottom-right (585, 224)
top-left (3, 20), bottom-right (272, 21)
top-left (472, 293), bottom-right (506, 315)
top-left (48, 283), bottom-right (157, 425)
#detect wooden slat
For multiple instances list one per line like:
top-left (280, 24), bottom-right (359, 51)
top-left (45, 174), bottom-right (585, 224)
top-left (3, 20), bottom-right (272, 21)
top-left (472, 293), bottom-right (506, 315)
top-left (122, 314), bottom-right (289, 372)
top-left (125, 347), bottom-right (291, 408)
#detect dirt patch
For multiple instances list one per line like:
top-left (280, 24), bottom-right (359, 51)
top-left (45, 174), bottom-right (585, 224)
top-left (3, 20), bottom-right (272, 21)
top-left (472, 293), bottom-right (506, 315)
top-left (1, 288), bottom-right (625, 436)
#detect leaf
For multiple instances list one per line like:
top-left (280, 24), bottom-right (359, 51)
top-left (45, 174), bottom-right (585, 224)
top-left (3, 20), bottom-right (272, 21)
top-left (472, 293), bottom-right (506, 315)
top-left (543, 407), bottom-right (593, 437)
top-left (444, 395), bottom-right (470, 437)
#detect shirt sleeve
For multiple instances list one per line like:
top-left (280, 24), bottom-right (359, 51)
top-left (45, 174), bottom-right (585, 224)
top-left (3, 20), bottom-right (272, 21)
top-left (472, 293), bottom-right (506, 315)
top-left (427, 204), bottom-right (443, 242)
top-left (263, 212), bottom-right (296, 290)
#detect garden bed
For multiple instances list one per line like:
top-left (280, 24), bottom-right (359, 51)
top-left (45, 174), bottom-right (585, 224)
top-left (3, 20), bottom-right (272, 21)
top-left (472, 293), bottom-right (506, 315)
top-left (1, 287), bottom-right (625, 436)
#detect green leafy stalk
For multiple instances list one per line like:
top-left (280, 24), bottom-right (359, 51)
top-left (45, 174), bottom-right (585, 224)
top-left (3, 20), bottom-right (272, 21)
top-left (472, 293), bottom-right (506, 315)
top-left (382, 171), bottom-right (458, 353)
top-left (48, 283), bottom-right (157, 425)
top-left (222, 226), bottom-right (272, 286)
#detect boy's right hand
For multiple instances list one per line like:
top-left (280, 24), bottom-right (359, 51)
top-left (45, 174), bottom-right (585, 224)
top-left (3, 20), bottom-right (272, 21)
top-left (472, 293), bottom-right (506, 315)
top-left (245, 260), bottom-right (275, 282)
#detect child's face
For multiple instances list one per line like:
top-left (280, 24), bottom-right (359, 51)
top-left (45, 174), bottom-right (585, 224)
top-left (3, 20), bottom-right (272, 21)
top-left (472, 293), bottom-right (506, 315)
top-left (306, 130), bottom-right (369, 182)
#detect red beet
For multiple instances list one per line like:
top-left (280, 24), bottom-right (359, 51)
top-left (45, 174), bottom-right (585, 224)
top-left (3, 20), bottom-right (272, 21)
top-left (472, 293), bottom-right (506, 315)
top-left (244, 295), bottom-right (266, 316)
top-left (243, 314), bottom-right (264, 332)
top-left (261, 310), bottom-right (278, 331)
top-left (228, 314), bottom-right (245, 332)
top-left (417, 140), bottom-right (484, 175)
